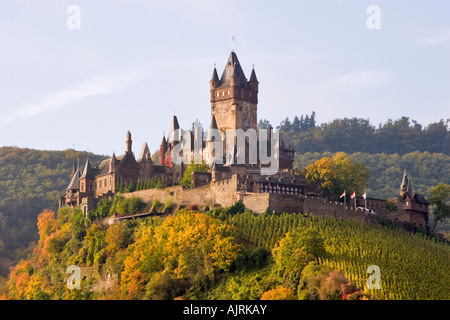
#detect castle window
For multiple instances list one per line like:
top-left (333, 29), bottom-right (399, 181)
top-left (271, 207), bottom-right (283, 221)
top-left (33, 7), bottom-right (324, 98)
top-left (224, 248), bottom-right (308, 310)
top-left (110, 177), bottom-right (112, 187)
top-left (81, 182), bottom-right (85, 192)
top-left (227, 90), bottom-right (230, 95)
top-left (89, 181), bottom-right (93, 191)
top-left (217, 92), bottom-right (219, 97)
top-left (222, 91), bottom-right (224, 96)
top-left (99, 180), bottom-right (102, 188)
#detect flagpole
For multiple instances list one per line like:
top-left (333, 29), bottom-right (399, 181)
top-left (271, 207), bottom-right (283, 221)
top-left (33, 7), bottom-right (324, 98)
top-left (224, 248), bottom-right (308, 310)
top-left (344, 191), bottom-right (346, 211)
top-left (364, 190), bottom-right (367, 211)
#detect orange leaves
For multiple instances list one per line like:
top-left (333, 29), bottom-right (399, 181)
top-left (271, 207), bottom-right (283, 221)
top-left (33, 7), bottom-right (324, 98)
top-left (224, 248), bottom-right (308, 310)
top-left (120, 211), bottom-right (240, 299)
top-left (260, 286), bottom-right (296, 300)
top-left (37, 210), bottom-right (56, 241)
top-left (105, 224), bottom-right (126, 255)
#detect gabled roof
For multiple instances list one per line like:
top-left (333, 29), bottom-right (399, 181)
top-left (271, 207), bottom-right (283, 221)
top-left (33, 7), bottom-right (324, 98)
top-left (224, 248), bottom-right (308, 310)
top-left (219, 51), bottom-right (247, 88)
top-left (414, 193), bottom-right (430, 205)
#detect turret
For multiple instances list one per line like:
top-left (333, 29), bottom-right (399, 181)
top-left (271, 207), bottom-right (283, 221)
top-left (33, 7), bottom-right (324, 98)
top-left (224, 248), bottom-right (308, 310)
top-left (210, 64), bottom-right (220, 90)
top-left (159, 135), bottom-right (168, 165)
top-left (126, 130), bottom-right (133, 155)
top-left (109, 152), bottom-right (117, 173)
top-left (248, 65), bottom-right (259, 91)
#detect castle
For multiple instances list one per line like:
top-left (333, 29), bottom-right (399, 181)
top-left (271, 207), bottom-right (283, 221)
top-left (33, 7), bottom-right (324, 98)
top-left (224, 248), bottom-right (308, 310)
top-left (59, 51), bottom-right (429, 231)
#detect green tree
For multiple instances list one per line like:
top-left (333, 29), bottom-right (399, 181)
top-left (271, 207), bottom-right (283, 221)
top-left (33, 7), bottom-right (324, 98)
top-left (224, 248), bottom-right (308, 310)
top-left (180, 162), bottom-right (209, 187)
top-left (272, 226), bottom-right (326, 288)
top-left (428, 183), bottom-right (450, 231)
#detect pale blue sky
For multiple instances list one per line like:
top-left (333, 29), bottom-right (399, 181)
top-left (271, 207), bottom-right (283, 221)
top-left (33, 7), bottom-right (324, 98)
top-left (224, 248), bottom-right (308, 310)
top-left (0, 0), bottom-right (449, 156)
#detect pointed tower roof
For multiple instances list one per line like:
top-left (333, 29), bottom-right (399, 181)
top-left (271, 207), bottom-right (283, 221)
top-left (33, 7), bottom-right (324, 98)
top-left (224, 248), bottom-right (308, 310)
top-left (249, 66), bottom-right (258, 83)
top-left (206, 115), bottom-right (221, 142)
top-left (168, 115), bottom-right (181, 145)
top-left (400, 169), bottom-right (408, 193)
top-left (211, 65), bottom-right (219, 82)
top-left (108, 152), bottom-right (117, 173)
top-left (137, 142), bottom-right (151, 163)
top-left (219, 51), bottom-right (247, 88)
top-left (406, 177), bottom-right (413, 197)
top-left (66, 168), bottom-right (81, 191)
top-left (160, 134), bottom-right (168, 152)
top-left (80, 158), bottom-right (94, 179)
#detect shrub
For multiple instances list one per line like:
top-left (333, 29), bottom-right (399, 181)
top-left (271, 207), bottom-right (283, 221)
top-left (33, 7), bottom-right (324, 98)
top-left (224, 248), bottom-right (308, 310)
top-left (261, 286), bottom-right (296, 300)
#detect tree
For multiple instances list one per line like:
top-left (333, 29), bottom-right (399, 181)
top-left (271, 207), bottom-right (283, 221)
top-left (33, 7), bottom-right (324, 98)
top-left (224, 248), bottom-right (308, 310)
top-left (302, 152), bottom-right (370, 200)
top-left (292, 116), bottom-right (301, 133)
top-left (105, 224), bottom-right (126, 255)
top-left (272, 226), bottom-right (326, 288)
top-left (258, 119), bottom-right (272, 130)
top-left (279, 117), bottom-right (292, 132)
top-left (180, 162), bottom-right (209, 187)
top-left (428, 183), bottom-right (450, 231)
top-left (261, 286), bottom-right (296, 300)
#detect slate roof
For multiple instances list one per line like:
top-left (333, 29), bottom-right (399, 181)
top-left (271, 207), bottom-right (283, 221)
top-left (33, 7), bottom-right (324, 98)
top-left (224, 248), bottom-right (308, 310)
top-left (252, 175), bottom-right (306, 187)
top-left (218, 52), bottom-right (248, 88)
top-left (66, 168), bottom-right (81, 190)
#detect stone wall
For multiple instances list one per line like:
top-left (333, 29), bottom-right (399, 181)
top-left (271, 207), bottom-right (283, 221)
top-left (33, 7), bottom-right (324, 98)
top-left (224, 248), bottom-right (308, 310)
top-left (122, 177), bottom-right (426, 231)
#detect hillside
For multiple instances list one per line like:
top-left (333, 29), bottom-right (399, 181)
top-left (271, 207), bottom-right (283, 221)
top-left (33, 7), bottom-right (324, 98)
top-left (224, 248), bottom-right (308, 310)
top-left (1, 205), bottom-right (449, 300)
top-left (273, 114), bottom-right (449, 155)
top-left (0, 147), bottom-right (106, 276)
top-left (0, 145), bottom-right (449, 278)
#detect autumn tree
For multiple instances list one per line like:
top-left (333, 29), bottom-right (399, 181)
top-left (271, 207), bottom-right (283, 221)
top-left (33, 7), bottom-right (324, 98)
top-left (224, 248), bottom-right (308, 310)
top-left (298, 261), bottom-right (352, 300)
top-left (261, 286), bottom-right (296, 300)
top-left (105, 224), bottom-right (126, 255)
top-left (120, 211), bottom-right (240, 299)
top-left (302, 152), bottom-right (370, 200)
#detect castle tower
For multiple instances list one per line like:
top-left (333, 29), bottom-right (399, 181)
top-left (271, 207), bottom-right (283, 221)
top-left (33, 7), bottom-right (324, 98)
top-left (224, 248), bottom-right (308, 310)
top-left (210, 52), bottom-right (258, 133)
top-left (126, 130), bottom-right (133, 155)
top-left (398, 170), bottom-right (430, 231)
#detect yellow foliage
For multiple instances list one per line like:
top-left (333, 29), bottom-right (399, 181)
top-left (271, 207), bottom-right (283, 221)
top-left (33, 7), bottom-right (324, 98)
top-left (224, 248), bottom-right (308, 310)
top-left (120, 212), bottom-right (240, 299)
top-left (261, 286), bottom-right (296, 300)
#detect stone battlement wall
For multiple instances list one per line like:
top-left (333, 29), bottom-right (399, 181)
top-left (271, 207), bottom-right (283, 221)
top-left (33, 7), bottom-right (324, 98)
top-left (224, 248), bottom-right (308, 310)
top-left (122, 179), bottom-right (426, 231)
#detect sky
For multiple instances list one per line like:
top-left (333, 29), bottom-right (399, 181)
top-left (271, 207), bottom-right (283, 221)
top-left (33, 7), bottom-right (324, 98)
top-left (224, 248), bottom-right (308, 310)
top-left (0, 0), bottom-right (449, 156)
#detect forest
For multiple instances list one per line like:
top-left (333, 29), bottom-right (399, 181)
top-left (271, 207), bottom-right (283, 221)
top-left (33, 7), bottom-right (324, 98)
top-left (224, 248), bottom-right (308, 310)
top-left (0, 114), bottom-right (449, 294)
top-left (261, 112), bottom-right (449, 155)
top-left (1, 204), bottom-right (448, 300)
top-left (0, 147), bottom-right (106, 277)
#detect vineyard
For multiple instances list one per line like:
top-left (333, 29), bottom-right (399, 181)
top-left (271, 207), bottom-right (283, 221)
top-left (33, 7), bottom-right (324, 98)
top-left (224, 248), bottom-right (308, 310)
top-left (226, 212), bottom-right (450, 300)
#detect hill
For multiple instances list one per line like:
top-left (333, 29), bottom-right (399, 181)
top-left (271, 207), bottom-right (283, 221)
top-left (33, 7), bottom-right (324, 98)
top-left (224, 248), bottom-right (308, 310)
top-left (272, 114), bottom-right (449, 155)
top-left (0, 147), bottom-right (106, 276)
top-left (1, 205), bottom-right (449, 300)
